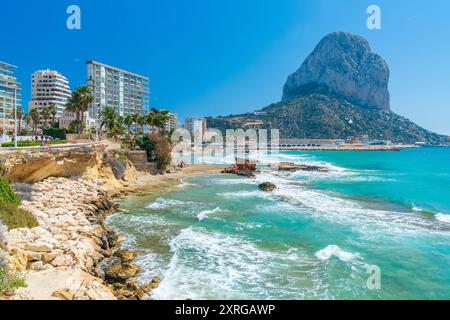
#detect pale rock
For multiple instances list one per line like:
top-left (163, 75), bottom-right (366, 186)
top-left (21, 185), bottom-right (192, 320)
top-left (51, 255), bottom-right (67, 267)
top-left (282, 31), bottom-right (390, 110)
top-left (25, 251), bottom-right (42, 262)
top-left (29, 261), bottom-right (44, 271)
top-left (25, 242), bottom-right (54, 253)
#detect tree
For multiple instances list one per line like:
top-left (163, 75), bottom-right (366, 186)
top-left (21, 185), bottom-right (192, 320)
top-left (29, 109), bottom-right (40, 135)
top-left (131, 113), bottom-right (140, 135)
top-left (146, 109), bottom-right (170, 133)
top-left (65, 86), bottom-right (93, 135)
top-left (137, 115), bottom-right (146, 134)
top-left (146, 110), bottom-right (156, 133)
top-left (48, 103), bottom-right (57, 126)
top-left (23, 113), bottom-right (31, 133)
top-left (124, 114), bottom-right (134, 133)
top-left (155, 109), bottom-right (170, 131)
top-left (136, 132), bottom-right (172, 171)
top-left (41, 107), bottom-right (51, 129)
top-left (100, 106), bottom-right (125, 139)
top-left (15, 108), bottom-right (24, 134)
top-left (100, 105), bottom-right (118, 132)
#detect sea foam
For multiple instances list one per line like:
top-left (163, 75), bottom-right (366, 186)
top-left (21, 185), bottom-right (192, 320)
top-left (315, 245), bottom-right (359, 262)
top-left (197, 207), bottom-right (225, 221)
top-left (436, 213), bottom-right (450, 224)
top-left (147, 198), bottom-right (193, 210)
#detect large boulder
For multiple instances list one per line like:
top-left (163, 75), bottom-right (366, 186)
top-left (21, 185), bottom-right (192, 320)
top-left (105, 262), bottom-right (140, 283)
top-left (258, 182), bottom-right (277, 192)
top-left (113, 249), bottom-right (137, 264)
top-left (282, 32), bottom-right (390, 111)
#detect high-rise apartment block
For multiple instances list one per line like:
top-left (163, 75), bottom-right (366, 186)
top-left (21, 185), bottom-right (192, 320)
top-left (29, 69), bottom-right (71, 118)
top-left (0, 61), bottom-right (21, 132)
top-left (86, 61), bottom-right (149, 124)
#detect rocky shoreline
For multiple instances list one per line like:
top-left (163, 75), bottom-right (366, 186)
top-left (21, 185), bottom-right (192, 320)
top-left (5, 177), bottom-right (158, 300)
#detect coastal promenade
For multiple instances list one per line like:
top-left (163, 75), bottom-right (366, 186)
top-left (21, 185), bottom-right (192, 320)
top-left (0, 142), bottom-right (112, 156)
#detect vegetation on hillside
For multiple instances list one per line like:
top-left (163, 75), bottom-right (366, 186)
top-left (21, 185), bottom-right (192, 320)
top-left (0, 243), bottom-right (27, 297)
top-left (206, 93), bottom-right (449, 144)
top-left (0, 178), bottom-right (31, 297)
top-left (0, 177), bottom-right (37, 229)
top-left (136, 133), bottom-right (172, 171)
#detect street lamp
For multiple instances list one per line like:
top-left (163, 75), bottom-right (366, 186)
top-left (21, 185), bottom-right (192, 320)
top-left (14, 88), bottom-right (17, 148)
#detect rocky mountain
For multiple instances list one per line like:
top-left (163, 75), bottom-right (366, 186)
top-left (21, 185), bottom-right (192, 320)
top-left (206, 32), bottom-right (448, 144)
top-left (282, 32), bottom-right (390, 110)
top-left (207, 93), bottom-right (447, 144)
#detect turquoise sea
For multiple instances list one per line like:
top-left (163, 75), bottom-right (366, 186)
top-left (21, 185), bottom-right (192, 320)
top-left (106, 147), bottom-right (450, 300)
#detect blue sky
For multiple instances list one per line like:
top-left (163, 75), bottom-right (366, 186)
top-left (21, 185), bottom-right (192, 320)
top-left (1, 0), bottom-right (449, 134)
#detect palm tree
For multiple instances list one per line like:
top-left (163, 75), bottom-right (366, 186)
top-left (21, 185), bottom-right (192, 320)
top-left (76, 86), bottom-right (93, 134)
top-left (48, 103), bottom-right (57, 126)
top-left (100, 106), bottom-right (118, 132)
top-left (146, 110), bottom-right (156, 133)
top-left (16, 107), bottom-right (24, 134)
top-left (124, 114), bottom-right (134, 133)
top-left (65, 86), bottom-right (93, 135)
top-left (29, 109), bottom-right (40, 135)
top-left (155, 109), bottom-right (170, 131)
top-left (23, 113), bottom-right (31, 133)
top-left (100, 106), bottom-right (125, 139)
top-left (137, 115), bottom-right (146, 134)
top-left (146, 109), bottom-right (169, 133)
top-left (40, 107), bottom-right (51, 129)
top-left (132, 113), bottom-right (140, 135)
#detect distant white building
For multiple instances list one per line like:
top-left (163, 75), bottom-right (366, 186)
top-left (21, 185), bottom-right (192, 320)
top-left (59, 110), bottom-right (94, 132)
top-left (29, 69), bottom-right (71, 118)
top-left (165, 112), bottom-right (179, 131)
top-left (184, 117), bottom-right (207, 134)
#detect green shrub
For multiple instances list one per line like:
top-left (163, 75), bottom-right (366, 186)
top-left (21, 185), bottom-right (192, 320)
top-left (0, 254), bottom-right (27, 296)
top-left (0, 177), bottom-right (37, 229)
top-left (1, 140), bottom-right (68, 148)
top-left (49, 140), bottom-right (68, 145)
top-left (1, 141), bottom-right (39, 148)
top-left (43, 128), bottom-right (67, 140)
top-left (136, 133), bottom-right (172, 170)
top-left (0, 203), bottom-right (38, 229)
top-left (0, 177), bottom-right (20, 207)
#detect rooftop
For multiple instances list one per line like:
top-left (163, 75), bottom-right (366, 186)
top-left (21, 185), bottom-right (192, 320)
top-left (86, 60), bottom-right (149, 80)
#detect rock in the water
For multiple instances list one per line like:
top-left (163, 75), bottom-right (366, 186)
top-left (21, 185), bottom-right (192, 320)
top-left (276, 162), bottom-right (329, 173)
top-left (258, 182), bottom-right (277, 192)
top-left (105, 262), bottom-right (140, 283)
top-left (113, 249), bottom-right (137, 263)
top-left (282, 31), bottom-right (390, 111)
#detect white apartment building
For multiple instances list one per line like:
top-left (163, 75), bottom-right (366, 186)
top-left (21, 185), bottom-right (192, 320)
top-left (28, 69), bottom-right (71, 118)
top-left (59, 110), bottom-right (94, 132)
top-left (0, 61), bottom-right (21, 133)
top-left (87, 61), bottom-right (149, 126)
top-left (165, 112), bottom-right (179, 131)
top-left (184, 117), bottom-right (207, 134)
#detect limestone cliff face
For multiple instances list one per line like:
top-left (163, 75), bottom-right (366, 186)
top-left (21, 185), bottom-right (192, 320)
top-left (1, 146), bottom-right (137, 186)
top-left (2, 149), bottom-right (99, 183)
top-left (282, 32), bottom-right (390, 110)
